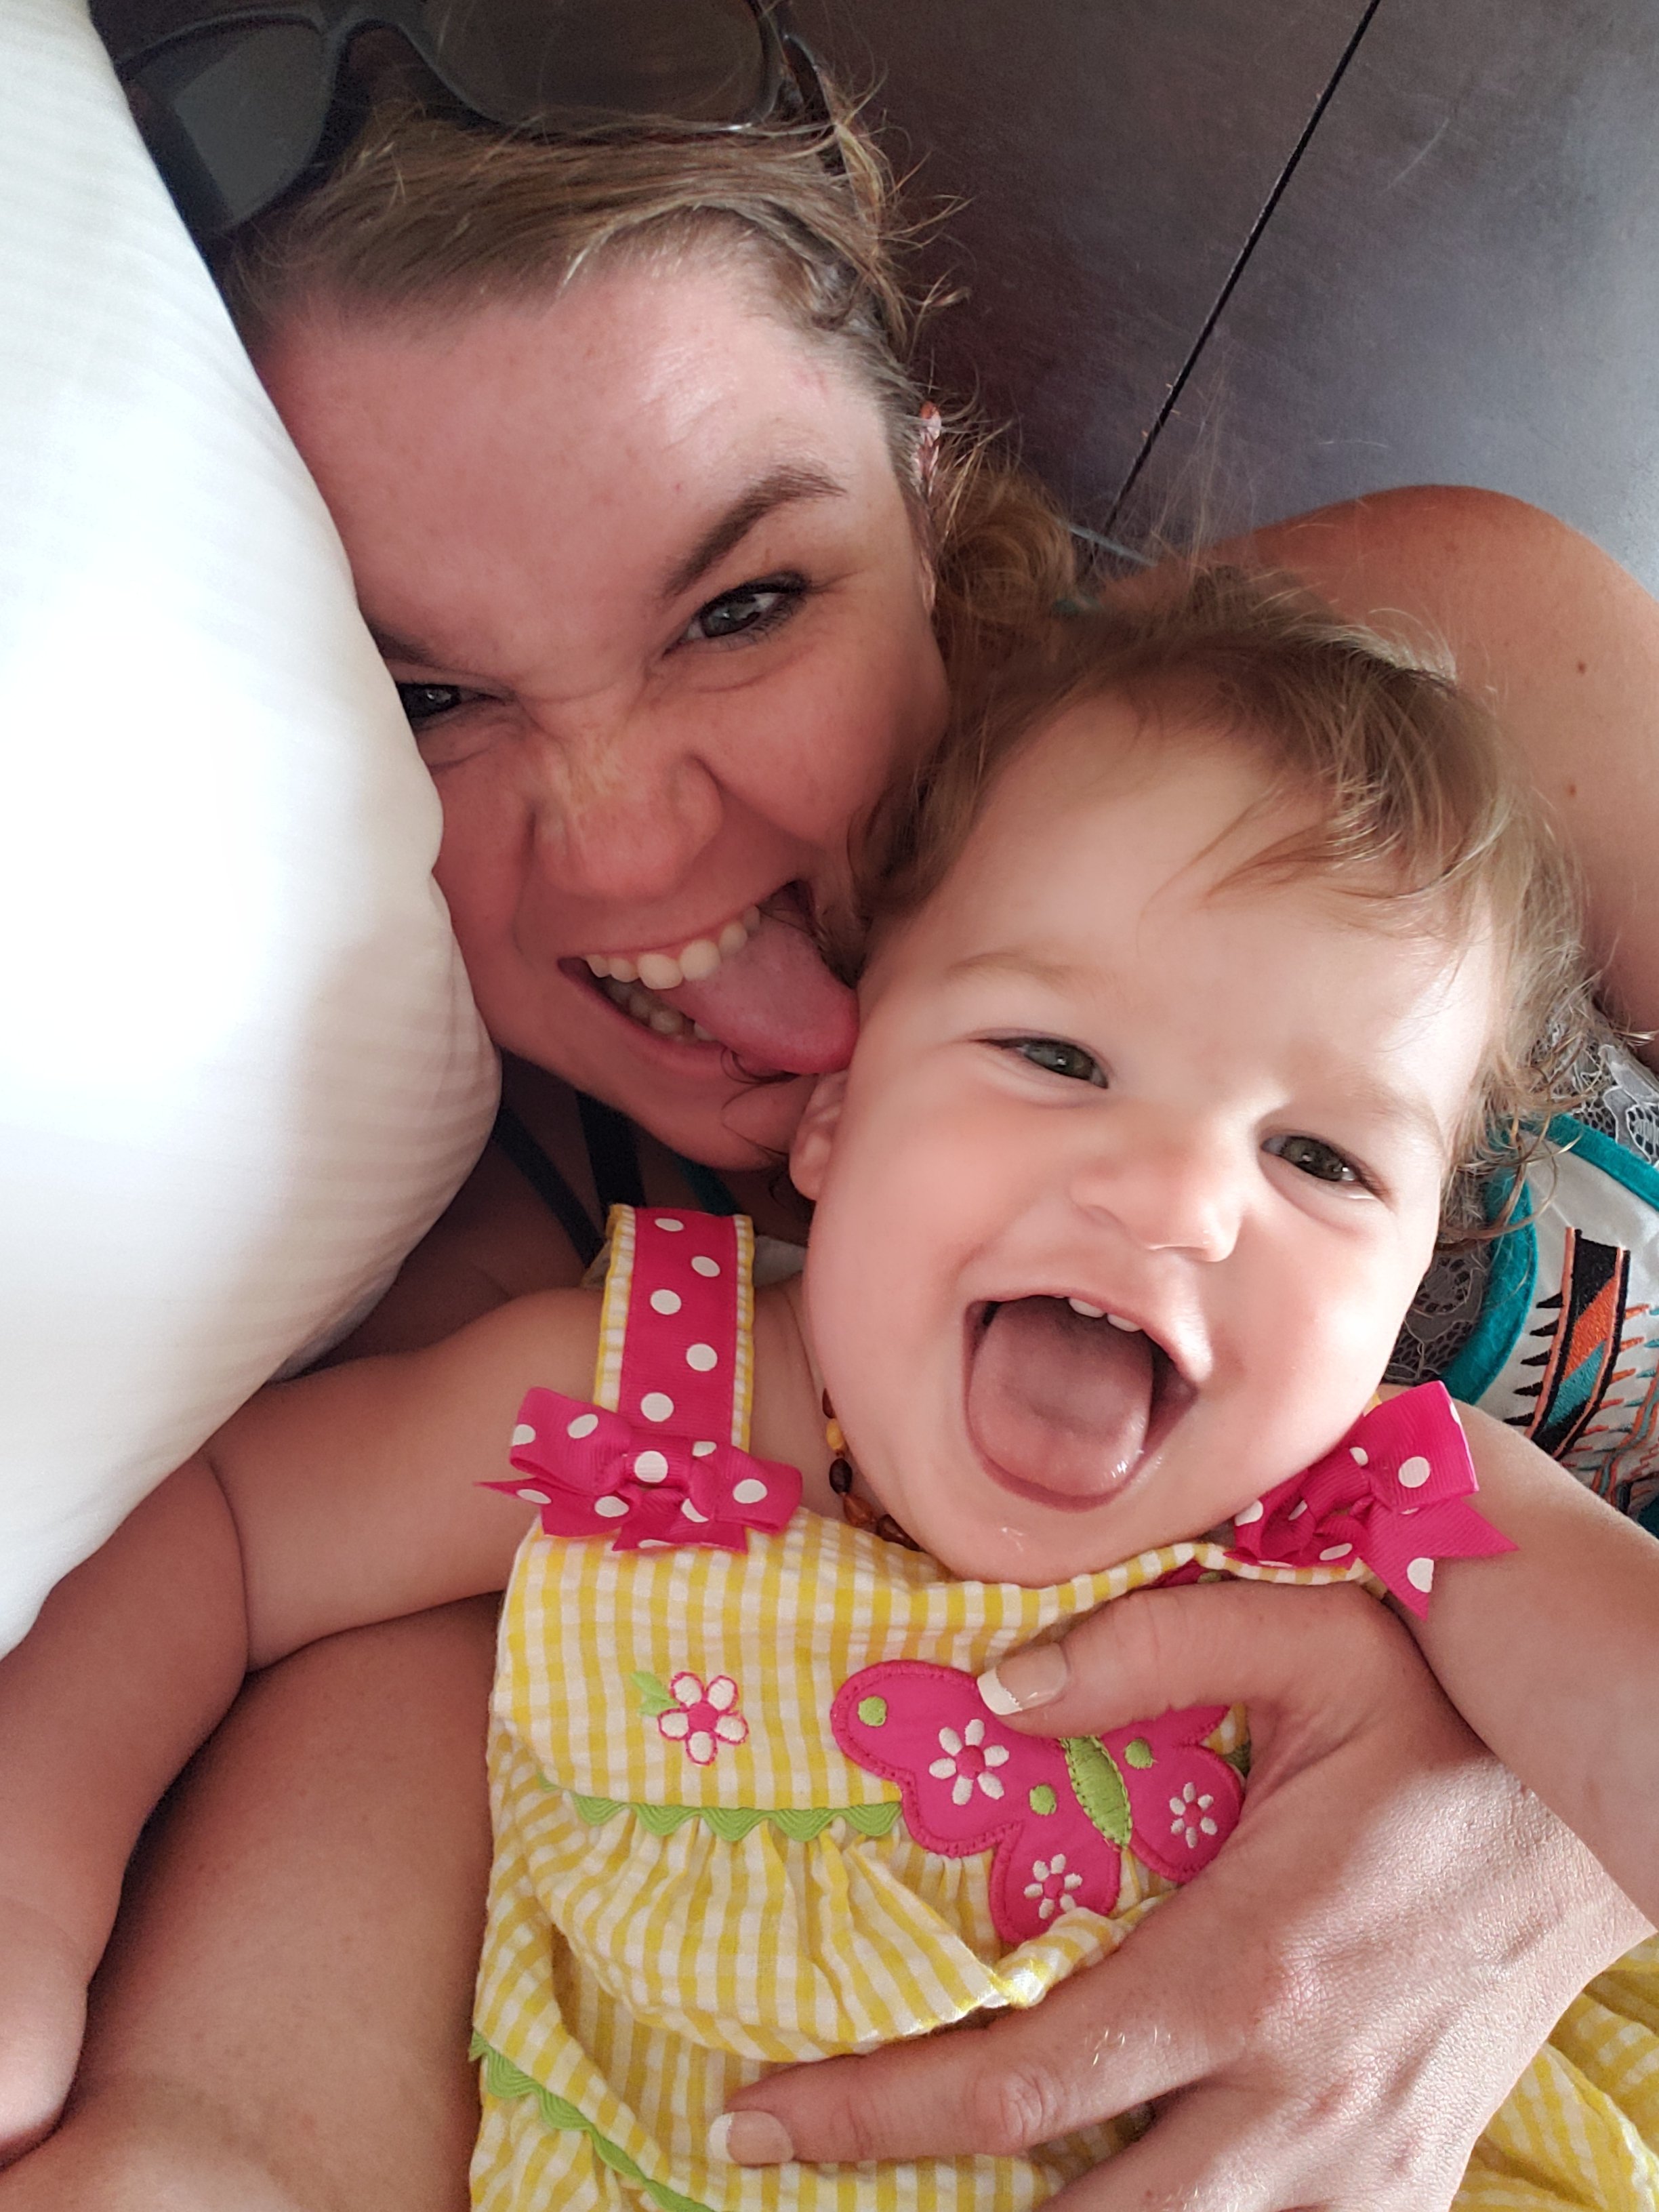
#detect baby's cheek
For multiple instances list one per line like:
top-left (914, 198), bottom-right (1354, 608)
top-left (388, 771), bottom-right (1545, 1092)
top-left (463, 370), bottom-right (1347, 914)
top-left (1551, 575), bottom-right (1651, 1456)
top-left (1242, 1260), bottom-right (1404, 1467)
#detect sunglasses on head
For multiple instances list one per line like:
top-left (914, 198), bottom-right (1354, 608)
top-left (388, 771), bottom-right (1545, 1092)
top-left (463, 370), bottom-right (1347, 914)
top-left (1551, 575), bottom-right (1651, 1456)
top-left (91, 0), bottom-right (831, 247)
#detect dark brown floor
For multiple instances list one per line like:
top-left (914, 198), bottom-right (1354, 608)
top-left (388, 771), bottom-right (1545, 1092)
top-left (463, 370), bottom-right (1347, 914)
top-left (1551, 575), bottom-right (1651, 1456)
top-left (801, 0), bottom-right (1659, 588)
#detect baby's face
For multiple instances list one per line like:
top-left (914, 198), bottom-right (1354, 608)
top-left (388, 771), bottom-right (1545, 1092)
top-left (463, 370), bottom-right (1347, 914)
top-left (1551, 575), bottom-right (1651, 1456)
top-left (792, 701), bottom-right (1498, 1584)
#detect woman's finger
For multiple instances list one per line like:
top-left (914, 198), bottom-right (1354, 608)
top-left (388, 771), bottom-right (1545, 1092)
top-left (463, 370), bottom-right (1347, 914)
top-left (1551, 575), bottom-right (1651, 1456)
top-left (718, 1938), bottom-right (1211, 2167)
top-left (979, 1580), bottom-right (1414, 1753)
top-left (1044, 2089), bottom-right (1298, 2212)
top-left (721, 1599), bottom-right (1645, 2202)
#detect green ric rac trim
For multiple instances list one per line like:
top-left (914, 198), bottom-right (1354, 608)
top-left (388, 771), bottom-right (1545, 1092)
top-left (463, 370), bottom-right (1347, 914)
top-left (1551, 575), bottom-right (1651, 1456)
top-left (472, 2037), bottom-right (714, 2212)
top-left (569, 1791), bottom-right (900, 1842)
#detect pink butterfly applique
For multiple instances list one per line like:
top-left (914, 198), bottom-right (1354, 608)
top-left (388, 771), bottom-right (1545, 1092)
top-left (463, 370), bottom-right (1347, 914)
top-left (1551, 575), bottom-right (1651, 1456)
top-left (831, 1660), bottom-right (1243, 1945)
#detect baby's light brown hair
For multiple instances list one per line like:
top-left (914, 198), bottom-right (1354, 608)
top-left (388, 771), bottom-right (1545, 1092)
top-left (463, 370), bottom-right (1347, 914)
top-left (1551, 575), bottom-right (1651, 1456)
top-left (852, 565), bottom-right (1598, 1233)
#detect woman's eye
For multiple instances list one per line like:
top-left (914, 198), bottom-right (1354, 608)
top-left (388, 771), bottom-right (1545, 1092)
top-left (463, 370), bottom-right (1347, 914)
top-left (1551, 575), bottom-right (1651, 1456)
top-left (396, 680), bottom-right (478, 727)
top-left (1001, 1038), bottom-right (1107, 1086)
top-left (1265, 1133), bottom-right (1366, 1187)
top-left (682, 575), bottom-right (805, 645)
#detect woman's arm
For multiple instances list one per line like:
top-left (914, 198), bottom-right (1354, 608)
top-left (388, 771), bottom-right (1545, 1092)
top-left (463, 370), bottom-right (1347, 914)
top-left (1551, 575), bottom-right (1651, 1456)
top-left (1234, 485), bottom-right (1659, 1046)
top-left (1408, 1406), bottom-right (1659, 1920)
top-left (719, 1583), bottom-right (1649, 2209)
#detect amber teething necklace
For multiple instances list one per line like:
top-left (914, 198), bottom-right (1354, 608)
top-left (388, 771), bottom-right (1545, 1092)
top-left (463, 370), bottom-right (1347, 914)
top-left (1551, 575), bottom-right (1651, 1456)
top-left (823, 1393), bottom-right (923, 1553)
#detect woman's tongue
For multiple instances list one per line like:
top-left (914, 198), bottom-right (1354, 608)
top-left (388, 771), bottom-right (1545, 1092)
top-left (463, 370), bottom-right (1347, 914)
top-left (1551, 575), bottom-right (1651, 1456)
top-left (666, 907), bottom-right (857, 1075)
top-left (966, 1297), bottom-right (1155, 1500)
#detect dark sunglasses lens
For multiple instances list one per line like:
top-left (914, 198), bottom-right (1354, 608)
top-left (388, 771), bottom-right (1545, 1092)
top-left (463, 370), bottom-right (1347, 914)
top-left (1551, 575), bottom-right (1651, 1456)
top-left (420, 0), bottom-right (771, 128)
top-left (124, 22), bottom-right (331, 241)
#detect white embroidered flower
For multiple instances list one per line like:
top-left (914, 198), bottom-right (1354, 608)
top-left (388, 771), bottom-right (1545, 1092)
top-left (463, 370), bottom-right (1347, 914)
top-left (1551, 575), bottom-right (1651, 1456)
top-left (655, 1671), bottom-right (748, 1767)
top-left (927, 1715), bottom-right (1010, 1805)
top-left (1168, 1779), bottom-right (1218, 1849)
top-left (1022, 1852), bottom-right (1085, 1921)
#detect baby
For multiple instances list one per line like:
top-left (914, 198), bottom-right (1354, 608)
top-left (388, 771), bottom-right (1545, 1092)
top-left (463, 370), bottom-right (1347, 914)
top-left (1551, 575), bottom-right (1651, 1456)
top-left (2, 571), bottom-right (1656, 2210)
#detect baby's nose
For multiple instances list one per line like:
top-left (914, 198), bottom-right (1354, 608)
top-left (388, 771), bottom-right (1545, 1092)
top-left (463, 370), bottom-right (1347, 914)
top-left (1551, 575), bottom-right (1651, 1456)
top-left (1069, 1120), bottom-right (1245, 1262)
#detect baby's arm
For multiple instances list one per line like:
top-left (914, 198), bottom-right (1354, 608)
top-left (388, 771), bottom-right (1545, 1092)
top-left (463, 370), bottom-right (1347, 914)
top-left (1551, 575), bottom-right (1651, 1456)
top-left (0, 1284), bottom-right (599, 2158)
top-left (0, 1456), bottom-right (247, 2158)
top-left (1409, 1406), bottom-right (1659, 1922)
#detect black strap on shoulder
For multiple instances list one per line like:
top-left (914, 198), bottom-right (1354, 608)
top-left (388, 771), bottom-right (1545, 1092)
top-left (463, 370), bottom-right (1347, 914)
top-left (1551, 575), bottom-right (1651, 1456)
top-left (491, 1103), bottom-right (605, 1271)
top-left (576, 1091), bottom-right (647, 1216)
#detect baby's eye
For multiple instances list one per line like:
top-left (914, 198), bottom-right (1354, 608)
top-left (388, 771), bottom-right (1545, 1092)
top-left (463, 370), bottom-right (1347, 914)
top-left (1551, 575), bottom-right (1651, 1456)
top-left (1264, 1132), bottom-right (1366, 1187)
top-left (396, 680), bottom-right (480, 727)
top-left (1000, 1038), bottom-right (1107, 1086)
top-left (682, 575), bottom-right (806, 645)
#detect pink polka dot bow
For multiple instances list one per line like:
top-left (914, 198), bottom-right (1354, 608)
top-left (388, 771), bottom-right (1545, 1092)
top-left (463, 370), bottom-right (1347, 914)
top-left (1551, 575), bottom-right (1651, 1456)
top-left (1227, 1381), bottom-right (1516, 1617)
top-left (488, 1387), bottom-right (802, 1554)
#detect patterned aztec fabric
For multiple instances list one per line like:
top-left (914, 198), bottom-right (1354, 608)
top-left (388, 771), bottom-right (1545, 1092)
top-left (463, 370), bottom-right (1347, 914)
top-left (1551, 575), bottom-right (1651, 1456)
top-left (472, 1208), bottom-right (1659, 2212)
top-left (1391, 1042), bottom-right (1659, 1532)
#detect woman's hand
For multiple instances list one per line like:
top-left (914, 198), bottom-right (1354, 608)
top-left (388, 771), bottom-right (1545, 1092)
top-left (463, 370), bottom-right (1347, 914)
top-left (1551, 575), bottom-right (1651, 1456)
top-left (720, 1583), bottom-right (1650, 2208)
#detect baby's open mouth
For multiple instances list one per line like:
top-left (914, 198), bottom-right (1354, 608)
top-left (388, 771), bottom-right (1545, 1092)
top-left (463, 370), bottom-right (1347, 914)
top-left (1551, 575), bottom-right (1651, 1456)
top-left (562, 884), bottom-right (857, 1077)
top-left (965, 1296), bottom-right (1193, 1507)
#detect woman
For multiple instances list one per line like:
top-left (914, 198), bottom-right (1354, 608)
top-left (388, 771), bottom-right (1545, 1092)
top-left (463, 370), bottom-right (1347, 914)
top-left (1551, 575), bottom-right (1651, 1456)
top-left (9, 18), bottom-right (1656, 2208)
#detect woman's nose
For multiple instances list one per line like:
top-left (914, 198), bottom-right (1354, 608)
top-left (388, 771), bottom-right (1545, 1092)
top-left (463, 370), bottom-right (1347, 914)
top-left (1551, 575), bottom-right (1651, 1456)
top-left (522, 695), bottom-right (725, 907)
top-left (1068, 1116), bottom-right (1246, 1263)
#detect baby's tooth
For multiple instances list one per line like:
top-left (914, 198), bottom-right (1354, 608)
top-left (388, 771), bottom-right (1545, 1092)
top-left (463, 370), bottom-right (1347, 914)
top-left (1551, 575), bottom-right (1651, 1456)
top-left (627, 989), bottom-right (657, 1023)
top-left (648, 1005), bottom-right (684, 1037)
top-left (636, 950), bottom-right (683, 991)
top-left (743, 905), bottom-right (761, 932)
top-left (585, 954), bottom-right (610, 977)
top-left (609, 956), bottom-right (639, 985)
top-left (1107, 1315), bottom-right (1139, 1333)
top-left (678, 937), bottom-right (722, 982)
top-left (693, 1023), bottom-right (715, 1042)
top-left (1068, 1298), bottom-right (1106, 1318)
top-left (718, 918), bottom-right (749, 959)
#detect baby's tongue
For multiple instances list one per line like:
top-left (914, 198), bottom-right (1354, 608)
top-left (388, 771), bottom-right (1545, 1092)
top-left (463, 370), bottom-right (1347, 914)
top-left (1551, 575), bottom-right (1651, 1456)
top-left (966, 1297), bottom-right (1154, 1500)
top-left (668, 905), bottom-right (857, 1075)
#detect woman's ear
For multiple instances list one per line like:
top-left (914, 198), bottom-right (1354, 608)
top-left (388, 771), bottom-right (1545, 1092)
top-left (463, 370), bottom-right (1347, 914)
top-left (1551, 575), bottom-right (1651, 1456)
top-left (789, 1071), bottom-right (850, 1200)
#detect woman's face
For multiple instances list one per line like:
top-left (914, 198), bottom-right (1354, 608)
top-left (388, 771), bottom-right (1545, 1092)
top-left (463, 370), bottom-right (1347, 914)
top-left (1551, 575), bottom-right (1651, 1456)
top-left (259, 255), bottom-right (947, 1165)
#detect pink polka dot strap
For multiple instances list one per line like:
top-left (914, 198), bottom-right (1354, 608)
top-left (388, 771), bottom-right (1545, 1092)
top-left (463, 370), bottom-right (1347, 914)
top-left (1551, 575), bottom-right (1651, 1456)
top-left (487, 1207), bottom-right (802, 1554)
top-left (1226, 1380), bottom-right (1516, 1616)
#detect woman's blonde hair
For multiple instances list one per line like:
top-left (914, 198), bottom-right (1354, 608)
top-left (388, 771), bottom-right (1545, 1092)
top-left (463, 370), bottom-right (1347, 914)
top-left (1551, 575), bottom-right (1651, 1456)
top-left (853, 565), bottom-right (1598, 1235)
top-left (218, 75), bottom-right (1080, 676)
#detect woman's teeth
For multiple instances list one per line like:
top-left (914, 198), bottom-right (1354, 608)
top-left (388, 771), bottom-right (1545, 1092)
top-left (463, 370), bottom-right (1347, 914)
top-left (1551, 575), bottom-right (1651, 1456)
top-left (583, 907), bottom-right (760, 991)
top-left (600, 976), bottom-right (716, 1044)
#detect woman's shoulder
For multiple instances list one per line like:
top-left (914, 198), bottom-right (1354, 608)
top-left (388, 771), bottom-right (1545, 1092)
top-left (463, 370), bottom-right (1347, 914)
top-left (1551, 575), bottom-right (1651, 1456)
top-left (328, 1143), bottom-right (592, 1361)
top-left (1400, 1041), bottom-right (1659, 1530)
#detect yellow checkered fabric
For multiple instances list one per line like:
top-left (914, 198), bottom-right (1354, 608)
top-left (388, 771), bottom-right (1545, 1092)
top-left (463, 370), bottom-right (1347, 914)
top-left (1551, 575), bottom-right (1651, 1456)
top-left (471, 1233), bottom-right (1659, 2211)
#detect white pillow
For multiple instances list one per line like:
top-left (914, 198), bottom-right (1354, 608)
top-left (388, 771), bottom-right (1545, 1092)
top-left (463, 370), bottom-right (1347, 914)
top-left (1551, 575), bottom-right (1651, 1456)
top-left (0, 0), bottom-right (499, 1654)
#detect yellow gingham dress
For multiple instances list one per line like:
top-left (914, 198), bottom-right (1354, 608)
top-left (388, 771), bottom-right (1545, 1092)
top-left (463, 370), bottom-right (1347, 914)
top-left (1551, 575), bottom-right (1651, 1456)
top-left (470, 1210), bottom-right (1659, 2211)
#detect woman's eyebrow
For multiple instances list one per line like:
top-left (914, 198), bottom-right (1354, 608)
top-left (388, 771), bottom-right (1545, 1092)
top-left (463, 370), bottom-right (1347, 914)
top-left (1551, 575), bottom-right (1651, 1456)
top-left (661, 464), bottom-right (846, 602)
top-left (367, 620), bottom-right (447, 668)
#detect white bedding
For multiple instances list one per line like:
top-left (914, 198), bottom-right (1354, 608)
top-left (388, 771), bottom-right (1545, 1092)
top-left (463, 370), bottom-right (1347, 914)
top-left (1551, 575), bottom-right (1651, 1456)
top-left (0, 0), bottom-right (499, 1653)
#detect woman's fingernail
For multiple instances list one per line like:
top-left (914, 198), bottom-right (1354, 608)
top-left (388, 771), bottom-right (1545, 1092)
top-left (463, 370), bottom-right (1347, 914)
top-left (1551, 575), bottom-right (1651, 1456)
top-left (979, 1643), bottom-right (1069, 1715)
top-left (707, 2110), bottom-right (795, 2166)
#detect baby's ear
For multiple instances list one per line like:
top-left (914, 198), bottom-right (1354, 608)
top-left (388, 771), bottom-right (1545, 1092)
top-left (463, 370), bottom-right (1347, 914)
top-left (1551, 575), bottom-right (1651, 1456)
top-left (789, 1072), bottom-right (850, 1200)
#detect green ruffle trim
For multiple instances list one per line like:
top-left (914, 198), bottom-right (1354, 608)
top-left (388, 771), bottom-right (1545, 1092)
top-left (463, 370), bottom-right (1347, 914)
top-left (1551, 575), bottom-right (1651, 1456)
top-left (472, 2036), bottom-right (715, 2212)
top-left (565, 1790), bottom-right (901, 1843)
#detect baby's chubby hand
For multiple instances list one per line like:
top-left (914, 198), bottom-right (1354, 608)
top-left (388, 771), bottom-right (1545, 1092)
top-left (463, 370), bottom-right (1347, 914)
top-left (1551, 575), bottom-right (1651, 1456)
top-left (0, 1893), bottom-right (88, 2164)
